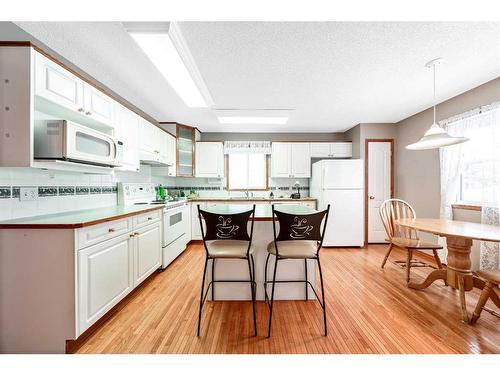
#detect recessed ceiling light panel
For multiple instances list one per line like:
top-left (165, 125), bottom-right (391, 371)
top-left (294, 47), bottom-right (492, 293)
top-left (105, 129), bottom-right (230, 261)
top-left (218, 116), bottom-right (289, 125)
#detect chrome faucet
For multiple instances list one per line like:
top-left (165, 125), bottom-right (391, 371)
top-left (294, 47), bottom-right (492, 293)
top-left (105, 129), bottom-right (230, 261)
top-left (245, 190), bottom-right (253, 198)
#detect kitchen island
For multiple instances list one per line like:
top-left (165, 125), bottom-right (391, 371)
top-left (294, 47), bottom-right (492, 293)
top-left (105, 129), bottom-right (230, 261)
top-left (201, 204), bottom-right (319, 301)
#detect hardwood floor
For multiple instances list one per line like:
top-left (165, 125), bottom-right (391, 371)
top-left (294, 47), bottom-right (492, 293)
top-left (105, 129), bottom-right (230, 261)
top-left (75, 243), bottom-right (499, 354)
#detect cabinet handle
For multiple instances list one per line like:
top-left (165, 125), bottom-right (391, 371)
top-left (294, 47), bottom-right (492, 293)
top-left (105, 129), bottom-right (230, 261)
top-left (129, 233), bottom-right (135, 238)
top-left (108, 228), bottom-right (115, 233)
top-left (85, 111), bottom-right (92, 116)
top-left (134, 232), bottom-right (139, 236)
top-left (78, 108), bottom-right (85, 112)
top-left (147, 217), bottom-right (153, 220)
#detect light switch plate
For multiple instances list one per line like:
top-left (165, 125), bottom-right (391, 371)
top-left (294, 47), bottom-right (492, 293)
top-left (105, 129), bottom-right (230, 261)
top-left (20, 187), bottom-right (38, 201)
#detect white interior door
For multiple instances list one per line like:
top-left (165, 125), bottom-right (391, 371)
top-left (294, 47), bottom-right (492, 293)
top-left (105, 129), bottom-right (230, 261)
top-left (368, 142), bottom-right (392, 243)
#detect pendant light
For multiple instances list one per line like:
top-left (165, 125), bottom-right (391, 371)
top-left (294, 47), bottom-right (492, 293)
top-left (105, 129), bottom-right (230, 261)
top-left (406, 58), bottom-right (469, 150)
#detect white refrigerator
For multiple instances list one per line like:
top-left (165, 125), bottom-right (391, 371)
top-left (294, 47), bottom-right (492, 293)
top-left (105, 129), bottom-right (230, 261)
top-left (310, 160), bottom-right (364, 247)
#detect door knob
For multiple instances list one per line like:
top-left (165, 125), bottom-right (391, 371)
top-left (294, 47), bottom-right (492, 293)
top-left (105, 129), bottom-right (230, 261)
top-left (369, 196), bottom-right (375, 200)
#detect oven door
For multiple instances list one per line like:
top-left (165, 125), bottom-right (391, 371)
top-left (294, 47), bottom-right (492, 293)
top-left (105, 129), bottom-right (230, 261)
top-left (163, 205), bottom-right (188, 247)
top-left (64, 121), bottom-right (118, 166)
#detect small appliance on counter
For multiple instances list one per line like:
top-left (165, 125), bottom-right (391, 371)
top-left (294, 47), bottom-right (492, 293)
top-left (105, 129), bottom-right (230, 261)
top-left (290, 181), bottom-right (301, 199)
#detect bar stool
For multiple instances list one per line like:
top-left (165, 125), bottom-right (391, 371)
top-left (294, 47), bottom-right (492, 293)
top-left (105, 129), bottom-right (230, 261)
top-left (265, 204), bottom-right (330, 337)
top-left (196, 204), bottom-right (257, 336)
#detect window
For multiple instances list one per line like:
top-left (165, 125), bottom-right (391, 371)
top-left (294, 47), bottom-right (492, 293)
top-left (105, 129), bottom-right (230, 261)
top-left (227, 153), bottom-right (268, 190)
top-left (445, 105), bottom-right (500, 205)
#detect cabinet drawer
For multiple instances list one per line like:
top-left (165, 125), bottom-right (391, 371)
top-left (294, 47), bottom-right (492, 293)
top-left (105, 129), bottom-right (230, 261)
top-left (133, 209), bottom-right (161, 229)
top-left (77, 219), bottom-right (130, 250)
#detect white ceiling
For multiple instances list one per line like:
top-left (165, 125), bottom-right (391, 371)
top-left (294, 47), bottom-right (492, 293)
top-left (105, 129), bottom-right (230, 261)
top-left (14, 22), bottom-right (500, 133)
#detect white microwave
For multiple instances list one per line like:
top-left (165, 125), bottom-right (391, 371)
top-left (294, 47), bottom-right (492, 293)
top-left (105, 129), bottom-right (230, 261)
top-left (34, 120), bottom-right (123, 168)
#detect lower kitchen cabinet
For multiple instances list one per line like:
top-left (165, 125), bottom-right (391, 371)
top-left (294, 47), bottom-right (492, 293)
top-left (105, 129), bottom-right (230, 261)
top-left (134, 223), bottom-right (162, 285)
top-left (78, 234), bottom-right (134, 334)
top-left (77, 213), bottom-right (161, 335)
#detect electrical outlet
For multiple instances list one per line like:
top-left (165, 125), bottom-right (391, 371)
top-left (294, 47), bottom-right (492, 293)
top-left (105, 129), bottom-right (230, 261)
top-left (20, 187), bottom-right (38, 201)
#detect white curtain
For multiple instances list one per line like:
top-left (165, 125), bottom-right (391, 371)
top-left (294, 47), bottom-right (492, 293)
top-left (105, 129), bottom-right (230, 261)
top-left (439, 102), bottom-right (500, 268)
top-left (223, 141), bottom-right (272, 154)
top-left (480, 207), bottom-right (500, 270)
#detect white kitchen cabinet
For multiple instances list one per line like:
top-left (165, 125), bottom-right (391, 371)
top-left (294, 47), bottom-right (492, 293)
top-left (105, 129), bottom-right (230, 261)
top-left (310, 142), bottom-right (352, 158)
top-left (114, 104), bottom-right (140, 172)
top-left (331, 142), bottom-right (352, 158)
top-left (191, 202), bottom-right (204, 240)
top-left (195, 142), bottom-right (224, 178)
top-left (77, 234), bottom-right (134, 334)
top-left (76, 210), bottom-right (162, 336)
top-left (134, 223), bottom-right (162, 286)
top-left (271, 143), bottom-right (292, 178)
top-left (35, 51), bottom-right (115, 130)
top-left (83, 84), bottom-right (115, 128)
top-left (310, 143), bottom-right (332, 158)
top-left (139, 119), bottom-right (157, 160)
top-left (139, 119), bottom-right (172, 165)
top-left (167, 133), bottom-right (177, 176)
top-left (271, 142), bottom-right (311, 178)
top-left (290, 143), bottom-right (311, 177)
top-left (35, 52), bottom-right (85, 113)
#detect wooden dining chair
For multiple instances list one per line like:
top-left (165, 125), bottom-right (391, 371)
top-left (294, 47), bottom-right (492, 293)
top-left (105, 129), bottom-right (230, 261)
top-left (379, 199), bottom-right (444, 285)
top-left (471, 270), bottom-right (500, 324)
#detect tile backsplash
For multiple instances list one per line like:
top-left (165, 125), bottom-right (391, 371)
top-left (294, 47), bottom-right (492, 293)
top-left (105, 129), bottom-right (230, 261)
top-left (0, 165), bottom-right (309, 221)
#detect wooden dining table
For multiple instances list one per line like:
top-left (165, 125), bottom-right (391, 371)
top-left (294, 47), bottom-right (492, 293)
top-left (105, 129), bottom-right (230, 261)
top-left (395, 218), bottom-right (500, 323)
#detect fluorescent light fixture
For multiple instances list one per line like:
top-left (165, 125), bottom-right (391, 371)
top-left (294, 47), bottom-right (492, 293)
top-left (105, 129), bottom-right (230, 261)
top-left (126, 23), bottom-right (212, 108)
top-left (218, 116), bottom-right (289, 125)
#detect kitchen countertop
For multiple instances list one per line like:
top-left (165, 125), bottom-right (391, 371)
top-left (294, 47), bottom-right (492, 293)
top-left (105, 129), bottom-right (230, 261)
top-left (203, 203), bottom-right (317, 221)
top-left (0, 205), bottom-right (164, 229)
top-left (188, 197), bottom-right (316, 202)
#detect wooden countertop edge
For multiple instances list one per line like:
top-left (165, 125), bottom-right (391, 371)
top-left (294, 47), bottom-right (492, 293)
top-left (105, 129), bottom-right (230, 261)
top-left (0, 206), bottom-right (164, 229)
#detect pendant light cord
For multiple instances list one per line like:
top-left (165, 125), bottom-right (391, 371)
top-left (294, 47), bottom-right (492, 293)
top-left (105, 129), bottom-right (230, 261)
top-left (433, 63), bottom-right (436, 124)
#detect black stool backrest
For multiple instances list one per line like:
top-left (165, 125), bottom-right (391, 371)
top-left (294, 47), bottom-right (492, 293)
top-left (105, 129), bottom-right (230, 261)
top-left (198, 204), bottom-right (256, 242)
top-left (271, 204), bottom-right (330, 256)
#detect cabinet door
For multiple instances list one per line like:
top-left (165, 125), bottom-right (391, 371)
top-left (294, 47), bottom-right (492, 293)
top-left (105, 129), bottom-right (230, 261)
top-left (331, 142), bottom-right (352, 158)
top-left (78, 235), bottom-right (133, 334)
top-left (290, 143), bottom-right (311, 178)
top-left (83, 84), bottom-right (115, 127)
top-left (35, 52), bottom-right (84, 112)
top-left (114, 105), bottom-right (140, 172)
top-left (134, 223), bottom-right (161, 286)
top-left (167, 133), bottom-right (177, 175)
top-left (196, 142), bottom-right (224, 178)
top-left (310, 143), bottom-right (331, 158)
top-left (271, 143), bottom-right (291, 178)
top-left (191, 202), bottom-right (204, 240)
top-left (139, 119), bottom-right (157, 158)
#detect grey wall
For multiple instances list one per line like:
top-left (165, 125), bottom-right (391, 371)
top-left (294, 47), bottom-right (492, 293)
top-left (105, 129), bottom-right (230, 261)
top-left (201, 132), bottom-right (345, 142)
top-left (395, 77), bottom-right (500, 219)
top-left (344, 125), bottom-right (361, 158)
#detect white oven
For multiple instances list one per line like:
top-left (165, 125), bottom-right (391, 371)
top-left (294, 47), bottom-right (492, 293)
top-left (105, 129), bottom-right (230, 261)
top-left (34, 120), bottom-right (122, 167)
top-left (162, 202), bottom-right (189, 268)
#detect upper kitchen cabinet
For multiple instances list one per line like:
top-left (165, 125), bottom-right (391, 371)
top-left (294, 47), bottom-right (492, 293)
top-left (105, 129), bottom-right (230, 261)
top-left (310, 142), bottom-right (352, 158)
top-left (161, 123), bottom-right (201, 177)
top-left (139, 119), bottom-right (172, 166)
top-left (196, 142), bottom-right (224, 178)
top-left (271, 142), bottom-right (311, 178)
top-left (34, 51), bottom-right (85, 113)
top-left (82, 84), bottom-right (115, 127)
top-left (114, 104), bottom-right (140, 172)
top-left (166, 132), bottom-right (177, 176)
top-left (34, 51), bottom-right (115, 130)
